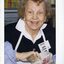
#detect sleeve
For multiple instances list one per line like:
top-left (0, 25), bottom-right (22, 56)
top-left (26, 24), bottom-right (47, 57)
top-left (4, 41), bottom-right (17, 64)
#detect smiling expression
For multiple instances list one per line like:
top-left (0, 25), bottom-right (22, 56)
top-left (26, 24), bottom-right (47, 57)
top-left (24, 0), bottom-right (46, 31)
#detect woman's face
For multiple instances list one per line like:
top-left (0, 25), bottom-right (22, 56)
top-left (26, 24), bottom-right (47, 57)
top-left (24, 0), bottom-right (46, 31)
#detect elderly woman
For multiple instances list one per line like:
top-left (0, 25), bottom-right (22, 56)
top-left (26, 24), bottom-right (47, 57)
top-left (5, 0), bottom-right (55, 64)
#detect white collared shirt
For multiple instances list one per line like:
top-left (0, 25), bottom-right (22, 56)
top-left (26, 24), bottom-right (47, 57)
top-left (15, 19), bottom-right (47, 43)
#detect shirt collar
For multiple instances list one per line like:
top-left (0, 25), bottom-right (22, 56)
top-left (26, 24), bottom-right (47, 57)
top-left (15, 19), bottom-right (47, 43)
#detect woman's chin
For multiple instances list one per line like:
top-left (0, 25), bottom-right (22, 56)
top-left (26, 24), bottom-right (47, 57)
top-left (30, 27), bottom-right (40, 31)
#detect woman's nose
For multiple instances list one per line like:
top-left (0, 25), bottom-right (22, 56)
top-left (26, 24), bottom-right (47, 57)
top-left (32, 13), bottom-right (38, 20)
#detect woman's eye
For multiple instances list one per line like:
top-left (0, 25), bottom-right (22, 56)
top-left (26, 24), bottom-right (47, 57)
top-left (28, 11), bottom-right (32, 14)
top-left (39, 12), bottom-right (43, 14)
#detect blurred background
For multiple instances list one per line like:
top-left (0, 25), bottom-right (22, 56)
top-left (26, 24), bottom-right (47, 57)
top-left (5, 0), bottom-right (55, 27)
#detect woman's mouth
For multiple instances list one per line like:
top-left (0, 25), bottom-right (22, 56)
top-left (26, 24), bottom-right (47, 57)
top-left (30, 21), bottom-right (39, 25)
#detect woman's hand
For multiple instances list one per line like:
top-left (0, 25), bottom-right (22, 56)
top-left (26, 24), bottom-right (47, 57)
top-left (42, 57), bottom-right (51, 64)
top-left (16, 51), bottom-right (39, 61)
top-left (42, 53), bottom-right (53, 64)
top-left (26, 51), bottom-right (39, 62)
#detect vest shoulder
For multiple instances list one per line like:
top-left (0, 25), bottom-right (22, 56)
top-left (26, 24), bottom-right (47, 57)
top-left (43, 24), bottom-right (55, 33)
top-left (5, 22), bottom-right (17, 29)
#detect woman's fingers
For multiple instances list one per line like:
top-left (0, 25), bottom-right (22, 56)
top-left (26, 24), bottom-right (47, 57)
top-left (42, 56), bottom-right (53, 64)
top-left (27, 51), bottom-right (40, 62)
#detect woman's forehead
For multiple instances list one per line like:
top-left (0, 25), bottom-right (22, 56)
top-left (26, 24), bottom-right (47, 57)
top-left (25, 0), bottom-right (45, 10)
